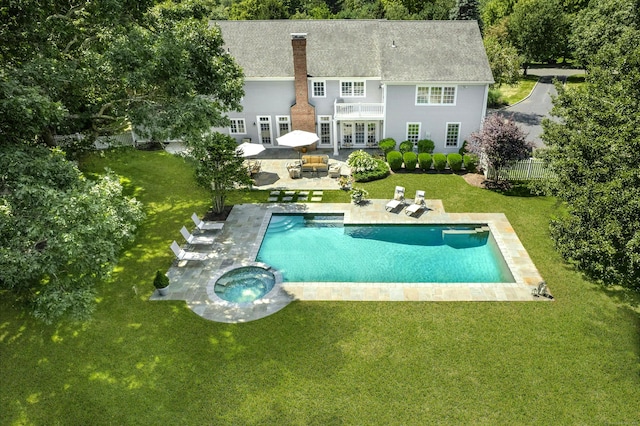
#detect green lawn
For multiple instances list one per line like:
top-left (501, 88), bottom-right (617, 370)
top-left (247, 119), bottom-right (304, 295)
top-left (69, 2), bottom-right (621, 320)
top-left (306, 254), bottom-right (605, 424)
top-left (498, 75), bottom-right (540, 105)
top-left (2, 149), bottom-right (639, 425)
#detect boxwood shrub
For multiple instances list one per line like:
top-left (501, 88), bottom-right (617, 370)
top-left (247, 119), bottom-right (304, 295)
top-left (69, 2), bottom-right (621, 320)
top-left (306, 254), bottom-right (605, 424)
top-left (464, 154), bottom-right (478, 172)
top-left (352, 158), bottom-right (390, 182)
top-left (433, 153), bottom-right (448, 171)
top-left (403, 151), bottom-right (418, 171)
top-left (378, 138), bottom-right (396, 154)
top-left (447, 153), bottom-right (463, 172)
top-left (418, 153), bottom-right (432, 171)
top-left (417, 139), bottom-right (435, 153)
top-left (399, 140), bottom-right (414, 154)
top-left (386, 150), bottom-right (403, 171)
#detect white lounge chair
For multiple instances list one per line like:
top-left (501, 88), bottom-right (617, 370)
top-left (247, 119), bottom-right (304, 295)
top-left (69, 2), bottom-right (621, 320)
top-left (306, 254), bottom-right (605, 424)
top-left (405, 190), bottom-right (426, 216)
top-left (180, 226), bottom-right (216, 245)
top-left (191, 213), bottom-right (224, 231)
top-left (385, 186), bottom-right (406, 211)
top-left (170, 241), bottom-right (209, 261)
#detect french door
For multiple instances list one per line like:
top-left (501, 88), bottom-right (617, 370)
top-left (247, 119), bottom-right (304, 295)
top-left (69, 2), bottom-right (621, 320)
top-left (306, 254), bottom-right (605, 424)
top-left (257, 116), bottom-right (272, 145)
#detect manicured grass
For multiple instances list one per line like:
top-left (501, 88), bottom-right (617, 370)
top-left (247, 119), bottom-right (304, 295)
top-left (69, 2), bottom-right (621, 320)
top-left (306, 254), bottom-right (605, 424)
top-left (2, 150), bottom-right (639, 424)
top-left (498, 75), bottom-right (540, 105)
top-left (566, 73), bottom-right (586, 90)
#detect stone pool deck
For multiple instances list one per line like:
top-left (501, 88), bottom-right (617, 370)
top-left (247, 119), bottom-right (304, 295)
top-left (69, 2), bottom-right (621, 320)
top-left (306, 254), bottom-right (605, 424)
top-left (151, 200), bottom-right (548, 323)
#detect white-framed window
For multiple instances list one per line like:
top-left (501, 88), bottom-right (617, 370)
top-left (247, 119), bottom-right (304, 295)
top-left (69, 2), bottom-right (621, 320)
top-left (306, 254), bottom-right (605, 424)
top-left (229, 118), bottom-right (246, 134)
top-left (416, 85), bottom-right (457, 105)
top-left (317, 116), bottom-right (332, 145)
top-left (445, 122), bottom-right (461, 147)
top-left (257, 116), bottom-right (272, 144)
top-left (276, 115), bottom-right (291, 137)
top-left (342, 122), bottom-right (353, 146)
top-left (406, 123), bottom-right (421, 143)
top-left (312, 81), bottom-right (326, 97)
top-left (341, 80), bottom-right (365, 97)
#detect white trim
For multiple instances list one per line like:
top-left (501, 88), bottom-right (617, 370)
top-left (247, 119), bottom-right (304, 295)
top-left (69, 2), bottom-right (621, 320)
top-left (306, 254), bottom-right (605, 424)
top-left (481, 84), bottom-right (489, 127)
top-left (244, 77), bottom-right (295, 82)
top-left (415, 85), bottom-right (457, 106)
top-left (340, 79), bottom-right (366, 98)
top-left (445, 122), bottom-right (461, 148)
top-left (229, 118), bottom-right (247, 135)
top-left (406, 122), bottom-right (421, 143)
top-left (312, 80), bottom-right (326, 98)
top-left (383, 80), bottom-right (494, 85)
top-left (275, 115), bottom-right (291, 138)
top-left (257, 115), bottom-right (273, 145)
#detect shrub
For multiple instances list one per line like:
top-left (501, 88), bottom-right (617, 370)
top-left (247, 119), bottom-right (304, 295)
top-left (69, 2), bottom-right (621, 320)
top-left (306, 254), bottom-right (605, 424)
top-left (447, 153), bottom-right (463, 172)
top-left (487, 88), bottom-right (506, 108)
top-left (458, 140), bottom-right (468, 156)
top-left (153, 270), bottom-right (169, 289)
top-left (386, 150), bottom-right (403, 171)
top-left (352, 159), bottom-right (390, 182)
top-left (417, 139), bottom-right (435, 154)
top-left (464, 154), bottom-right (478, 172)
top-left (433, 153), bottom-right (448, 171)
top-left (347, 150), bottom-right (377, 173)
top-left (399, 140), bottom-right (414, 154)
top-left (350, 187), bottom-right (369, 204)
top-left (403, 151), bottom-right (418, 171)
top-left (418, 153), bottom-right (432, 171)
top-left (378, 138), bottom-right (396, 154)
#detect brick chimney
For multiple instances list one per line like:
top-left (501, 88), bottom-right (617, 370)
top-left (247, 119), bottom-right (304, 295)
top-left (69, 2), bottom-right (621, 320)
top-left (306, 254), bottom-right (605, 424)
top-left (290, 33), bottom-right (316, 134)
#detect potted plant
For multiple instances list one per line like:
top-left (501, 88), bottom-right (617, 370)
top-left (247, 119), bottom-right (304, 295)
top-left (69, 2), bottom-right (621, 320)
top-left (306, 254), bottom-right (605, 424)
top-left (338, 175), bottom-right (353, 190)
top-left (153, 270), bottom-right (170, 296)
top-left (350, 187), bottom-right (369, 204)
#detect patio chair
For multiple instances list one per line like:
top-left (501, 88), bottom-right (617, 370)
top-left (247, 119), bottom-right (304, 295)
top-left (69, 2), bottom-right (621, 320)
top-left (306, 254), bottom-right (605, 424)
top-left (170, 241), bottom-right (209, 261)
top-left (385, 186), bottom-right (406, 211)
top-left (191, 213), bottom-right (224, 231)
top-left (405, 190), bottom-right (426, 216)
top-left (180, 226), bottom-right (216, 245)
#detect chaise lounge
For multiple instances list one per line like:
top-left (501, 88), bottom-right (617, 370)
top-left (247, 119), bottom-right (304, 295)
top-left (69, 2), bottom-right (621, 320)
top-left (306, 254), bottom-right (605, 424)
top-left (180, 226), bottom-right (216, 245)
top-left (191, 213), bottom-right (224, 231)
top-left (170, 241), bottom-right (209, 261)
top-left (385, 186), bottom-right (406, 211)
top-left (405, 190), bottom-right (426, 216)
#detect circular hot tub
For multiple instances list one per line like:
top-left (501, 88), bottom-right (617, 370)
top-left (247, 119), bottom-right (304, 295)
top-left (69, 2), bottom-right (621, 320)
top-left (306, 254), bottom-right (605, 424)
top-left (213, 266), bottom-right (276, 303)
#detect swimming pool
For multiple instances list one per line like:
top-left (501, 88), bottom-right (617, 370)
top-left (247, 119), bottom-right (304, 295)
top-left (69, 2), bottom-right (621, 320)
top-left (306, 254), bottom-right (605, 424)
top-left (256, 214), bottom-right (515, 283)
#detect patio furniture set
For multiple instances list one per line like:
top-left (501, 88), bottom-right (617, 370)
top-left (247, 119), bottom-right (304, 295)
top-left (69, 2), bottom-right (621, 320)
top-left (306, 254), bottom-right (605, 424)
top-left (286, 154), bottom-right (342, 179)
top-left (385, 186), bottom-right (427, 216)
top-left (169, 213), bottom-right (225, 262)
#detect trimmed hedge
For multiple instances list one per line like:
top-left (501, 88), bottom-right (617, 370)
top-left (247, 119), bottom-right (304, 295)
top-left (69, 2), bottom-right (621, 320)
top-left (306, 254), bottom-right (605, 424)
top-left (447, 153), bottom-right (463, 172)
top-left (352, 158), bottom-right (390, 182)
top-left (378, 138), bottom-right (396, 154)
top-left (433, 153), bottom-right (447, 171)
top-left (418, 153), bottom-right (432, 171)
top-left (403, 152), bottom-right (418, 171)
top-left (417, 139), bottom-right (435, 153)
top-left (464, 154), bottom-right (478, 172)
top-left (387, 150), bottom-right (403, 171)
top-left (399, 140), bottom-right (414, 154)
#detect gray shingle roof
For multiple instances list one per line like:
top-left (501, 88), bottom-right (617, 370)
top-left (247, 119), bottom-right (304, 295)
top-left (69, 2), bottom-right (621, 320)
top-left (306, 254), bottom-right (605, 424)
top-left (213, 20), bottom-right (494, 83)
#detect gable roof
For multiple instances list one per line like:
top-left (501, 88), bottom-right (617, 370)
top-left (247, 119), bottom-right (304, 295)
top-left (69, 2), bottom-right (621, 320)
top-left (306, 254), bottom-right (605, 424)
top-left (213, 20), bottom-right (494, 84)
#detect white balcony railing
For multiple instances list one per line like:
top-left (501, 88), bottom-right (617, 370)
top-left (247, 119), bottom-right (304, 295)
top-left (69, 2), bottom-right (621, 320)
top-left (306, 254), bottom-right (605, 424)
top-left (334, 102), bottom-right (384, 119)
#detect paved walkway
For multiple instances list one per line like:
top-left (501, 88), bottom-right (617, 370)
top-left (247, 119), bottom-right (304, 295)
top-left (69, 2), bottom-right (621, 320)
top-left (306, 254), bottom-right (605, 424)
top-left (151, 200), bottom-right (547, 323)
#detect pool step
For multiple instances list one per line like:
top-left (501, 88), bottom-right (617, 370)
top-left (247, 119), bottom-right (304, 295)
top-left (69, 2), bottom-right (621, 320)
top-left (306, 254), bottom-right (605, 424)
top-left (442, 227), bottom-right (489, 249)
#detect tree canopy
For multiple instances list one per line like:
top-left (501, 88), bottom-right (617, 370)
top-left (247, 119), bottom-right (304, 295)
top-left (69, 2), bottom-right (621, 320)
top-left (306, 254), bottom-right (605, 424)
top-left (540, 25), bottom-right (640, 290)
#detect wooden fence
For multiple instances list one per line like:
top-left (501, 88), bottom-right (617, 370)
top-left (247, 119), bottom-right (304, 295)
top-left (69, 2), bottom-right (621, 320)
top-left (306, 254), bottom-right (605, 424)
top-left (485, 158), bottom-right (555, 181)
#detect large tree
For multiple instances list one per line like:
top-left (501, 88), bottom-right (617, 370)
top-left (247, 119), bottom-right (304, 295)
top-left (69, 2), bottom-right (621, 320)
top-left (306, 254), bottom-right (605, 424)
top-left (540, 29), bottom-right (640, 290)
top-left (507, 0), bottom-right (569, 73)
top-left (0, 0), bottom-right (244, 145)
top-left (0, 145), bottom-right (144, 323)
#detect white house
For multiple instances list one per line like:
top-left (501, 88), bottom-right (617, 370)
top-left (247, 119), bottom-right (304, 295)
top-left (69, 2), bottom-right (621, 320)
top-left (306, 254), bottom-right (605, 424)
top-left (213, 20), bottom-right (494, 155)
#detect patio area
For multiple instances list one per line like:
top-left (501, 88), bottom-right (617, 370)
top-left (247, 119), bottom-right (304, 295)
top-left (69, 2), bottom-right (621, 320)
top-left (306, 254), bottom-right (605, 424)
top-left (152, 200), bottom-right (547, 323)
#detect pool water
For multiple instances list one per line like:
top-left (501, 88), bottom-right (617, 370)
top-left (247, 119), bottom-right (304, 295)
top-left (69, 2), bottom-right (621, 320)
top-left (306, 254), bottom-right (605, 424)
top-left (256, 214), bottom-right (515, 283)
top-left (214, 266), bottom-right (276, 303)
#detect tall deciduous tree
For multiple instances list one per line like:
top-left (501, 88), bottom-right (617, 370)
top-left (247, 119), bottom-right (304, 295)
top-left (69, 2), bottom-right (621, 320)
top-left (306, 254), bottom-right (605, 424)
top-left (449, 0), bottom-right (481, 23)
top-left (187, 133), bottom-right (254, 214)
top-left (468, 114), bottom-right (532, 181)
top-left (483, 35), bottom-right (521, 86)
top-left (0, 145), bottom-right (145, 323)
top-left (507, 0), bottom-right (569, 73)
top-left (540, 29), bottom-right (640, 290)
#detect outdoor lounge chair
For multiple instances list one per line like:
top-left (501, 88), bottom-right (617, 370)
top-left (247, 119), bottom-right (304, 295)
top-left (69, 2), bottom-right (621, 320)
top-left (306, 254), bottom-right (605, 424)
top-left (405, 190), bottom-right (426, 216)
top-left (180, 226), bottom-right (216, 245)
top-left (191, 213), bottom-right (224, 231)
top-left (170, 241), bottom-right (209, 261)
top-left (385, 186), bottom-right (406, 211)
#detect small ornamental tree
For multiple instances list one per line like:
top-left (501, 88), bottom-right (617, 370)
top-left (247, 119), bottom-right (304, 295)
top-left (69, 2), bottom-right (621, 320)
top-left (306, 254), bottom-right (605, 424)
top-left (187, 132), bottom-right (253, 214)
top-left (468, 114), bottom-right (533, 181)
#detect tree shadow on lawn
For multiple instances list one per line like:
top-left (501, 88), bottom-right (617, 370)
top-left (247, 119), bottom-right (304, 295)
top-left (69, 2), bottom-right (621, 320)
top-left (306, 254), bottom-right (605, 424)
top-left (484, 181), bottom-right (539, 197)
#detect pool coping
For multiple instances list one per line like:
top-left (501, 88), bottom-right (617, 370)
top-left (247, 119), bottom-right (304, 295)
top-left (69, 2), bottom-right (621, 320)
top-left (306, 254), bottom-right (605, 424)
top-left (152, 200), bottom-right (549, 323)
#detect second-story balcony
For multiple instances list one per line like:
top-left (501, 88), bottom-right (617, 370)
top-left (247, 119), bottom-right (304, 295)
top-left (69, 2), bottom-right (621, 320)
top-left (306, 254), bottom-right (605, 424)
top-left (334, 101), bottom-right (384, 120)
